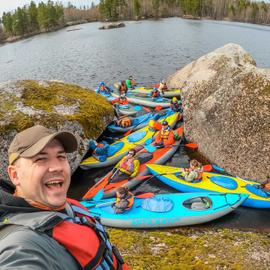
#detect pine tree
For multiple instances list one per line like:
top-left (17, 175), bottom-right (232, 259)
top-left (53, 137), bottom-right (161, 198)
top-left (28, 1), bottom-right (39, 32)
top-left (134, 0), bottom-right (141, 18)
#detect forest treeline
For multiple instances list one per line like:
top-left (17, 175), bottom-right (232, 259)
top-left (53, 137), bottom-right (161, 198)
top-left (1, 0), bottom-right (270, 43)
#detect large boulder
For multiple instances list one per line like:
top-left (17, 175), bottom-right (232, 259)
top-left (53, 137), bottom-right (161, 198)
top-left (167, 43), bottom-right (270, 182)
top-left (0, 80), bottom-right (114, 181)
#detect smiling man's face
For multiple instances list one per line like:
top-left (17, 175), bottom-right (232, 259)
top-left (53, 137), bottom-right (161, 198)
top-left (8, 139), bottom-right (71, 208)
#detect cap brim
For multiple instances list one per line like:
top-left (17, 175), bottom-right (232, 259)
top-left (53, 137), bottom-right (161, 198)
top-left (20, 131), bottom-right (78, 158)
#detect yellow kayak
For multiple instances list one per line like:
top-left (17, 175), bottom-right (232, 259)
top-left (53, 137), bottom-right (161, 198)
top-left (146, 164), bottom-right (270, 208)
top-left (131, 87), bottom-right (181, 98)
top-left (80, 112), bottom-right (180, 169)
top-left (113, 83), bottom-right (181, 98)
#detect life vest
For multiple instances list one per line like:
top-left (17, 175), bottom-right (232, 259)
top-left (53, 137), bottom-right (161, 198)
top-left (93, 143), bottom-right (105, 155)
top-left (119, 117), bottom-right (132, 127)
top-left (119, 85), bottom-right (127, 95)
top-left (186, 167), bottom-right (203, 180)
top-left (119, 157), bottom-right (135, 175)
top-left (160, 129), bottom-right (171, 140)
top-left (152, 90), bottom-right (160, 98)
top-left (119, 97), bottom-right (128, 105)
top-left (1, 198), bottom-right (128, 270)
top-left (115, 192), bottom-right (134, 210)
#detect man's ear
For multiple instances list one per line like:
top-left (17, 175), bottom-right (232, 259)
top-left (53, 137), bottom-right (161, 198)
top-left (7, 165), bottom-right (20, 186)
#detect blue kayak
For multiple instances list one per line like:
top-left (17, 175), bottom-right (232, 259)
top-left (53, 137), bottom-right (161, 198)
top-left (81, 192), bottom-right (248, 228)
top-left (107, 108), bottom-right (174, 133)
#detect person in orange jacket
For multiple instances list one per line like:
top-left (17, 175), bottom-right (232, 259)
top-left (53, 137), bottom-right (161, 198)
top-left (111, 95), bottom-right (129, 105)
top-left (112, 187), bottom-right (134, 214)
top-left (153, 120), bottom-right (175, 148)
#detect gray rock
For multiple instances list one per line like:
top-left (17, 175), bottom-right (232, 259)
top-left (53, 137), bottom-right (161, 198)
top-left (0, 80), bottom-right (114, 182)
top-left (167, 43), bottom-right (270, 182)
top-left (99, 22), bottom-right (125, 30)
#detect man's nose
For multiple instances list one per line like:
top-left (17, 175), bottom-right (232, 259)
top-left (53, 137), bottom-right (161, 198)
top-left (48, 158), bottom-right (63, 172)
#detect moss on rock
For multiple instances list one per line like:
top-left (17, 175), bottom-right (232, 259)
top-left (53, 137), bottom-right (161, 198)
top-left (0, 80), bottom-right (114, 138)
top-left (108, 228), bottom-right (270, 269)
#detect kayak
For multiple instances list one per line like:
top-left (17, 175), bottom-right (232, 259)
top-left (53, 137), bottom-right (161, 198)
top-left (113, 83), bottom-right (181, 98)
top-left (114, 103), bottom-right (141, 116)
top-left (83, 126), bottom-right (184, 199)
top-left (111, 92), bottom-right (171, 108)
top-left (107, 108), bottom-right (174, 133)
top-left (131, 86), bottom-right (181, 98)
top-left (81, 192), bottom-right (248, 228)
top-left (80, 112), bottom-right (180, 169)
top-left (146, 164), bottom-right (270, 208)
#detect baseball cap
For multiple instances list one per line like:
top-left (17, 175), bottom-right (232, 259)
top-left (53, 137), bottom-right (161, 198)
top-left (8, 125), bottom-right (78, 165)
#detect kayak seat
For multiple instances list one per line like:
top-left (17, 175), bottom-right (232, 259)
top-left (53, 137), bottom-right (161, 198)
top-left (127, 130), bottom-right (147, 143)
top-left (210, 175), bottom-right (238, 190)
top-left (245, 184), bottom-right (269, 198)
top-left (183, 197), bottom-right (212, 210)
top-left (136, 151), bottom-right (153, 164)
top-left (119, 104), bottom-right (129, 109)
top-left (107, 142), bottom-right (124, 157)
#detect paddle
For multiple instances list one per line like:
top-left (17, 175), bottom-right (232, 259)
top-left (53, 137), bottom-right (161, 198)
top-left (183, 142), bottom-right (199, 150)
top-left (90, 168), bottom-right (121, 200)
top-left (87, 192), bottom-right (155, 208)
top-left (105, 175), bottom-right (152, 190)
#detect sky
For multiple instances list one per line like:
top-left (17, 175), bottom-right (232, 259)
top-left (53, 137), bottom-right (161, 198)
top-left (0, 0), bottom-right (99, 16)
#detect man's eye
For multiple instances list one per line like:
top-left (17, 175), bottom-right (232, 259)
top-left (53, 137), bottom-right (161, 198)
top-left (35, 157), bottom-right (46, 162)
top-left (59, 155), bottom-right (67, 160)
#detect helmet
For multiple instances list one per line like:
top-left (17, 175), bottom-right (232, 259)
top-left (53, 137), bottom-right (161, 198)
top-left (162, 120), bottom-right (168, 126)
top-left (161, 80), bottom-right (166, 84)
top-left (99, 81), bottom-right (105, 86)
top-left (153, 88), bottom-right (158, 91)
top-left (172, 97), bottom-right (178, 103)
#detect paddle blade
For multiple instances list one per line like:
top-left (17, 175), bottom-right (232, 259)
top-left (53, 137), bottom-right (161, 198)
top-left (144, 137), bottom-right (153, 145)
top-left (136, 192), bottom-right (155, 199)
top-left (144, 144), bottom-right (157, 152)
top-left (92, 189), bottom-right (104, 201)
top-left (203, 164), bottom-right (213, 172)
top-left (184, 143), bottom-right (198, 150)
top-left (212, 164), bottom-right (225, 173)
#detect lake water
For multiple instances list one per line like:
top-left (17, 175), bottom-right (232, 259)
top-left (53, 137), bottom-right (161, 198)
top-left (1, 18), bottom-right (270, 230)
top-left (0, 18), bottom-right (270, 90)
